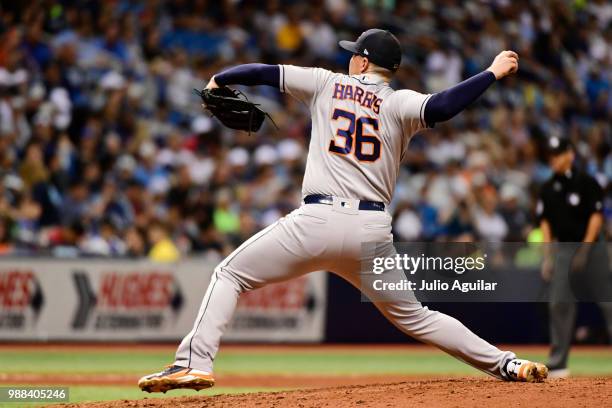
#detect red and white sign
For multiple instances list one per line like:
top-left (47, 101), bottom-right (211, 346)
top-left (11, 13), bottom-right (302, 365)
top-left (226, 274), bottom-right (327, 342)
top-left (0, 259), bottom-right (327, 342)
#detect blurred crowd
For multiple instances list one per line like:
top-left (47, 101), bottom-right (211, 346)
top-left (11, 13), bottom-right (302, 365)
top-left (0, 0), bottom-right (610, 261)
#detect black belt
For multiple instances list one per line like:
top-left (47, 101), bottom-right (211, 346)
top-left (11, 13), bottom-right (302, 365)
top-left (304, 194), bottom-right (385, 211)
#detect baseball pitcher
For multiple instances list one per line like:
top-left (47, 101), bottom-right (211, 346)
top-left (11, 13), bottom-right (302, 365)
top-left (139, 29), bottom-right (547, 393)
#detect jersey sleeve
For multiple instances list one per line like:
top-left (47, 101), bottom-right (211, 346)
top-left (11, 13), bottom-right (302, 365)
top-left (536, 198), bottom-right (548, 223)
top-left (536, 185), bottom-right (552, 223)
top-left (386, 89), bottom-right (433, 136)
top-left (279, 65), bottom-right (335, 106)
top-left (584, 176), bottom-right (604, 215)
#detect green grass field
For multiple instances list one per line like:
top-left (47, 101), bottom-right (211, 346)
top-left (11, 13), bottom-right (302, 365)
top-left (0, 345), bottom-right (611, 406)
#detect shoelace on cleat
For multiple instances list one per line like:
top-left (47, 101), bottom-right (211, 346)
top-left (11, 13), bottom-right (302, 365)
top-left (159, 365), bottom-right (187, 376)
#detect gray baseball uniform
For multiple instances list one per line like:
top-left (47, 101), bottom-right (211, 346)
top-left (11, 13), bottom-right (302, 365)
top-left (174, 66), bottom-right (515, 379)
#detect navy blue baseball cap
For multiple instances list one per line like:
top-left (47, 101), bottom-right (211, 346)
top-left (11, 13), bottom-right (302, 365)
top-left (546, 136), bottom-right (572, 156)
top-left (339, 29), bottom-right (402, 72)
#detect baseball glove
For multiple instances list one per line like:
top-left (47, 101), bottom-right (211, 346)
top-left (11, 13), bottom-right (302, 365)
top-left (194, 87), bottom-right (275, 134)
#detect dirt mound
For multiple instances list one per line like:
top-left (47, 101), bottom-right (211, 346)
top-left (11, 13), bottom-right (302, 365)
top-left (0, 372), bottom-right (432, 388)
top-left (59, 377), bottom-right (611, 408)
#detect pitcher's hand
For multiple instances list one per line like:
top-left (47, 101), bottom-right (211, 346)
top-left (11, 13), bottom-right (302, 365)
top-left (205, 76), bottom-right (219, 90)
top-left (487, 51), bottom-right (519, 79)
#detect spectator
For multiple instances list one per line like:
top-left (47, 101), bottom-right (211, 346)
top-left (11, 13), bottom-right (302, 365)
top-left (0, 216), bottom-right (14, 255)
top-left (472, 190), bottom-right (508, 243)
top-left (444, 200), bottom-right (475, 242)
top-left (393, 203), bottom-right (422, 241)
top-left (499, 184), bottom-right (530, 242)
top-left (125, 226), bottom-right (146, 258)
top-left (0, 0), bottom-right (607, 259)
top-left (148, 221), bottom-right (180, 263)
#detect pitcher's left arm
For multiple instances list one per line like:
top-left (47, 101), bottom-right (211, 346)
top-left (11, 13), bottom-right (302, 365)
top-left (423, 50), bottom-right (518, 127)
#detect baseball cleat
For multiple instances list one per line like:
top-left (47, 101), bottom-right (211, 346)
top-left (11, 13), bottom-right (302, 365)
top-left (505, 359), bottom-right (548, 382)
top-left (138, 365), bottom-right (215, 393)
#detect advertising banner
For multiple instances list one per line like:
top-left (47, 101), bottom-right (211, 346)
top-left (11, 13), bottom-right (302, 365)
top-left (226, 273), bottom-right (327, 342)
top-left (0, 259), bottom-right (327, 342)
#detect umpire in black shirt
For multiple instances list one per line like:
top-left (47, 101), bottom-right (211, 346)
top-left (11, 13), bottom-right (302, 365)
top-left (537, 135), bottom-right (611, 378)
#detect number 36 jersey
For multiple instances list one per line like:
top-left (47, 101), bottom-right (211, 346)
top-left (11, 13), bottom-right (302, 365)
top-left (279, 65), bottom-right (431, 205)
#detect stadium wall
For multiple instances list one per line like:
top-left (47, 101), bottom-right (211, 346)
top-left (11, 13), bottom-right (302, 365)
top-left (0, 259), bottom-right (326, 342)
top-left (0, 259), bottom-right (605, 344)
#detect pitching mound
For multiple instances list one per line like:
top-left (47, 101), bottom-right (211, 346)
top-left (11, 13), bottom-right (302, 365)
top-left (60, 377), bottom-right (611, 408)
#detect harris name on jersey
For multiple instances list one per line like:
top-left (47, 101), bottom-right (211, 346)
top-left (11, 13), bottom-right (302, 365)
top-left (332, 82), bottom-right (383, 114)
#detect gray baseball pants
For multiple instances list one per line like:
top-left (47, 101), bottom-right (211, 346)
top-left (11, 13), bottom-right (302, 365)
top-left (174, 199), bottom-right (515, 379)
top-left (548, 245), bottom-right (612, 369)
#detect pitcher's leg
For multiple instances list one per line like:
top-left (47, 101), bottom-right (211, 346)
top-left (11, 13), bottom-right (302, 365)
top-left (175, 207), bottom-right (329, 372)
top-left (374, 297), bottom-right (515, 379)
top-left (334, 257), bottom-right (515, 380)
top-left (174, 264), bottom-right (241, 372)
